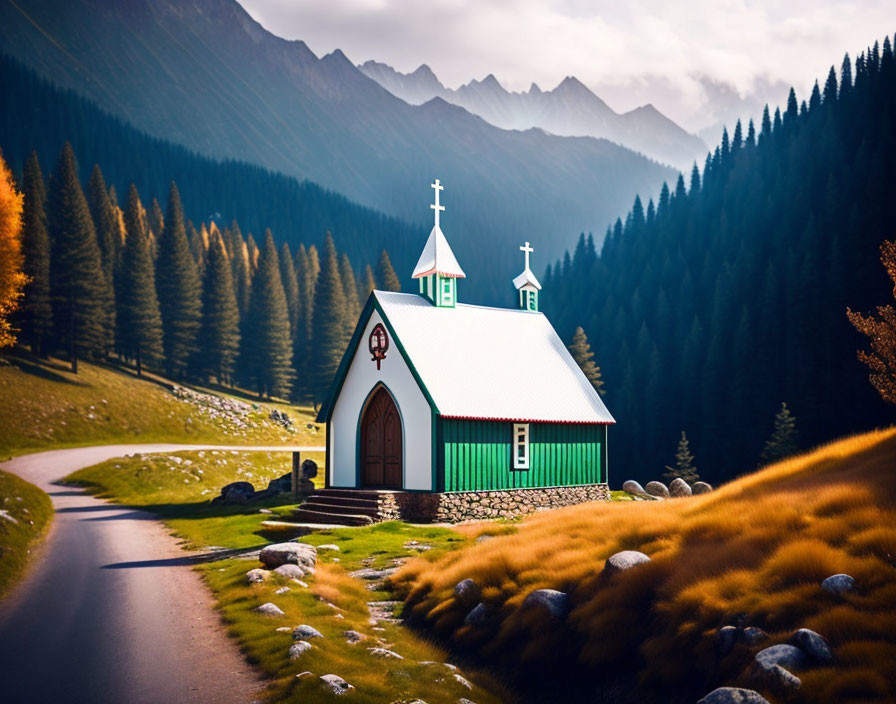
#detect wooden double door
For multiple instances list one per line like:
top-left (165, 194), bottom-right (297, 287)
top-left (360, 387), bottom-right (402, 488)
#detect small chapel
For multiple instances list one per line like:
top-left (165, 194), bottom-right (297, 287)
top-left (303, 180), bottom-right (615, 524)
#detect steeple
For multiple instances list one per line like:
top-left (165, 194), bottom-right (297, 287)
top-left (512, 241), bottom-right (541, 311)
top-left (412, 179), bottom-right (465, 307)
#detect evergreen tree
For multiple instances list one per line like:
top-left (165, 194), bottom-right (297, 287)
top-left (244, 230), bottom-right (293, 399)
top-left (279, 241), bottom-right (299, 337)
top-left (664, 432), bottom-right (699, 484)
top-left (18, 151), bottom-right (53, 354)
top-left (340, 252), bottom-right (361, 326)
top-left (47, 143), bottom-right (107, 371)
top-left (375, 249), bottom-right (401, 291)
top-left (85, 164), bottom-right (119, 350)
top-left (310, 233), bottom-right (348, 403)
top-left (155, 182), bottom-right (201, 378)
top-left (568, 326), bottom-right (605, 395)
top-left (761, 403), bottom-right (799, 464)
top-left (362, 263), bottom-right (376, 299)
top-left (117, 183), bottom-right (163, 375)
top-left (198, 229), bottom-right (240, 384)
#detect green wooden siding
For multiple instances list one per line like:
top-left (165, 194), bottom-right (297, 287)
top-left (441, 419), bottom-right (605, 491)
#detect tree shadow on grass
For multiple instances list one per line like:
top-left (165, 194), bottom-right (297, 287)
top-left (6, 353), bottom-right (85, 387)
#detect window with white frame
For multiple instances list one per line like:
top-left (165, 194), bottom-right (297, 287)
top-left (440, 277), bottom-right (453, 305)
top-left (513, 423), bottom-right (530, 470)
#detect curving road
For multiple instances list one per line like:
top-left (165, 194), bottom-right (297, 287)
top-left (0, 444), bottom-right (324, 704)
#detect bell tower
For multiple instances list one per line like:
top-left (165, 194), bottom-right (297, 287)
top-left (412, 179), bottom-right (466, 307)
top-left (513, 241), bottom-right (541, 311)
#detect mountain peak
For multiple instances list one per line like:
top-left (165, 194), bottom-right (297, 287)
top-left (555, 75), bottom-right (589, 94)
top-left (411, 64), bottom-right (437, 80)
top-left (529, 82), bottom-right (542, 94)
top-left (323, 48), bottom-right (352, 66)
top-left (479, 73), bottom-right (502, 89)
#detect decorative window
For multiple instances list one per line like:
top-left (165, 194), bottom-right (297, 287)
top-left (368, 323), bottom-right (389, 370)
top-left (527, 290), bottom-right (537, 311)
top-left (440, 277), bottom-right (453, 306)
top-left (513, 423), bottom-right (530, 470)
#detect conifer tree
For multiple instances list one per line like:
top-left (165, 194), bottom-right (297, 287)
top-left (279, 241), bottom-right (299, 337)
top-left (47, 143), bottom-right (107, 370)
top-left (375, 249), bottom-right (401, 291)
top-left (118, 183), bottom-right (163, 376)
top-left (340, 252), bottom-right (361, 325)
top-left (0, 151), bottom-right (25, 348)
top-left (155, 182), bottom-right (201, 378)
top-left (568, 326), bottom-right (605, 395)
top-left (244, 230), bottom-right (292, 399)
top-left (198, 229), bottom-right (240, 384)
top-left (292, 243), bottom-right (319, 399)
top-left (761, 403), bottom-right (799, 463)
top-left (148, 197), bottom-right (164, 240)
top-left (19, 151), bottom-right (53, 354)
top-left (664, 432), bottom-right (699, 484)
top-left (85, 165), bottom-right (117, 354)
top-left (310, 233), bottom-right (348, 403)
top-left (362, 264), bottom-right (376, 299)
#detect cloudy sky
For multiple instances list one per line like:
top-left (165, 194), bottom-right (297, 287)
top-left (240, 0), bottom-right (893, 137)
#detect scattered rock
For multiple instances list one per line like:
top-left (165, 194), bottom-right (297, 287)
top-left (246, 568), bottom-right (268, 584)
top-left (343, 630), bottom-right (365, 644)
top-left (0, 509), bottom-right (19, 524)
top-left (293, 624), bottom-right (324, 639)
top-left (790, 628), bottom-right (833, 664)
top-left (604, 550), bottom-right (651, 574)
top-left (669, 477), bottom-right (692, 497)
top-left (296, 671), bottom-right (313, 678)
top-left (715, 625), bottom-right (738, 655)
top-left (464, 603), bottom-right (492, 627)
top-left (349, 567), bottom-right (398, 581)
top-left (253, 602), bottom-right (284, 616)
top-left (622, 479), bottom-right (646, 495)
top-left (821, 573), bottom-right (855, 595)
top-left (274, 586), bottom-right (290, 595)
top-left (275, 626), bottom-right (292, 632)
top-left (645, 481), bottom-right (670, 499)
top-left (522, 589), bottom-right (568, 618)
top-left (289, 640), bottom-right (313, 659)
top-left (259, 542), bottom-right (317, 571)
top-left (692, 481), bottom-right (714, 495)
top-left (458, 700), bottom-right (478, 704)
top-left (317, 544), bottom-right (341, 552)
top-left (754, 644), bottom-right (809, 671)
top-left (368, 647), bottom-right (403, 659)
top-left (453, 674), bottom-right (473, 690)
top-left (214, 481), bottom-right (255, 505)
top-left (274, 564), bottom-right (307, 580)
top-left (319, 674), bottom-right (354, 695)
top-left (454, 579), bottom-right (481, 607)
top-left (696, 687), bottom-right (771, 704)
top-left (741, 627), bottom-right (769, 646)
top-left (751, 644), bottom-right (807, 690)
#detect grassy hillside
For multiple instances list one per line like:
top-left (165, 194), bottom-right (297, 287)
top-left (0, 353), bottom-right (322, 458)
top-left (0, 470), bottom-right (53, 598)
top-left (395, 428), bottom-right (896, 704)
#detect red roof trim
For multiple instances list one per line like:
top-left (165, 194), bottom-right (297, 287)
top-left (439, 414), bottom-right (615, 425)
top-left (411, 268), bottom-right (466, 279)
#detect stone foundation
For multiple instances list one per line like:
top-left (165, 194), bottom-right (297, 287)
top-left (374, 484), bottom-right (610, 523)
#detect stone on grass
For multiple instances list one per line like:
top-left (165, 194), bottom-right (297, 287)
top-left (692, 481), bottom-right (714, 495)
top-left (246, 568), bottom-right (268, 584)
top-left (622, 480), bottom-right (645, 495)
top-left (752, 644), bottom-right (807, 691)
top-left (789, 628), bottom-right (833, 664)
top-left (368, 647), bottom-right (403, 659)
top-left (696, 687), bottom-right (771, 704)
top-left (293, 624), bottom-right (324, 639)
top-left (645, 481), bottom-right (669, 498)
top-left (714, 625), bottom-right (738, 655)
top-left (319, 674), bottom-right (354, 695)
top-left (458, 700), bottom-right (478, 704)
top-left (453, 674), bottom-right (473, 690)
top-left (522, 589), bottom-right (568, 618)
top-left (317, 544), bottom-right (341, 552)
top-left (604, 550), bottom-right (651, 574)
top-left (343, 630), bottom-right (365, 644)
top-left (259, 542), bottom-right (317, 571)
top-left (669, 477), bottom-right (692, 497)
top-left (274, 586), bottom-right (290, 595)
top-left (289, 640), bottom-right (313, 659)
top-left (821, 573), bottom-right (855, 595)
top-left (273, 564), bottom-right (307, 580)
top-left (253, 602), bottom-right (284, 616)
top-left (741, 627), bottom-right (768, 646)
top-left (753, 644), bottom-right (809, 672)
top-left (454, 579), bottom-right (481, 607)
top-left (464, 603), bottom-right (492, 627)
top-left (215, 481), bottom-right (255, 504)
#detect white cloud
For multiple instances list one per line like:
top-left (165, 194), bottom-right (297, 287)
top-left (240, 0), bottom-right (894, 132)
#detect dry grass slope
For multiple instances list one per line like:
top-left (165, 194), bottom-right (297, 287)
top-left (0, 470), bottom-right (53, 598)
top-left (394, 428), bottom-right (896, 703)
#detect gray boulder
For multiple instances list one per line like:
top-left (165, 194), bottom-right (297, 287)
top-left (259, 542), bottom-right (317, 571)
top-left (821, 573), bottom-right (855, 595)
top-left (214, 481), bottom-right (255, 504)
top-left (714, 625), bottom-right (738, 655)
top-left (789, 628), bottom-right (833, 664)
top-left (246, 568), bottom-right (268, 584)
top-left (343, 630), bottom-right (364, 644)
top-left (464, 602), bottom-right (492, 627)
top-left (754, 643), bottom-right (809, 672)
top-left (289, 640), bottom-right (313, 659)
top-left (273, 564), bottom-right (307, 580)
top-left (264, 473), bottom-right (293, 494)
top-left (742, 627), bottom-right (769, 646)
top-left (692, 481), bottom-right (714, 495)
top-left (604, 550), bottom-right (651, 574)
top-left (669, 477), bottom-right (692, 497)
top-left (319, 674), bottom-right (354, 695)
top-left (253, 602), bottom-right (284, 616)
top-left (622, 480), bottom-right (645, 495)
top-left (522, 589), bottom-right (568, 618)
top-left (454, 579), bottom-right (481, 607)
top-left (368, 647), bottom-right (403, 659)
top-left (697, 688), bottom-right (771, 704)
top-left (293, 624), bottom-right (324, 639)
top-left (645, 481), bottom-right (669, 498)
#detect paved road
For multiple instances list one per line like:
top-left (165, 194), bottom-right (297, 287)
top-left (0, 444), bottom-right (324, 704)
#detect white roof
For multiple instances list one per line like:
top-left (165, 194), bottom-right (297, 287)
top-left (375, 291), bottom-right (614, 423)
top-left (411, 225), bottom-right (466, 279)
top-left (512, 267), bottom-right (542, 290)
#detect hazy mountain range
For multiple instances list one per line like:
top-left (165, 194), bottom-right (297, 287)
top-left (359, 60), bottom-right (708, 171)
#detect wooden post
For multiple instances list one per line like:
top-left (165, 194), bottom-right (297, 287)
top-left (292, 451), bottom-right (301, 499)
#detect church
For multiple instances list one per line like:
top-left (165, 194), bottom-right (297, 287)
top-left (306, 180), bottom-right (614, 523)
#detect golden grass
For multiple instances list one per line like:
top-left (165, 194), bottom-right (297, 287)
top-left (394, 428), bottom-right (896, 703)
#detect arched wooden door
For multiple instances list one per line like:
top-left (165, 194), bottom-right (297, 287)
top-left (360, 387), bottom-right (402, 488)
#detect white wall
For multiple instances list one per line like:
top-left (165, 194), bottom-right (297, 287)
top-left (329, 310), bottom-right (433, 490)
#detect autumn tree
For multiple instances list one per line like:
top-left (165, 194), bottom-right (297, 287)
top-left (761, 402), bottom-right (799, 464)
top-left (847, 240), bottom-right (896, 404)
top-left (568, 326), bottom-right (605, 395)
top-left (664, 431), bottom-right (699, 484)
top-left (18, 151), bottom-right (53, 354)
top-left (0, 150), bottom-right (25, 348)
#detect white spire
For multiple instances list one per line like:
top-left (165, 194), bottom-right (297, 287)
top-left (412, 179), bottom-right (466, 279)
top-left (513, 241), bottom-right (541, 290)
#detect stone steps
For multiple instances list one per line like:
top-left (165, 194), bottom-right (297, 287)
top-left (291, 506), bottom-right (375, 526)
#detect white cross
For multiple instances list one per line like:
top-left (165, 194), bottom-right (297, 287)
top-left (520, 241), bottom-right (534, 271)
top-left (431, 179), bottom-right (445, 228)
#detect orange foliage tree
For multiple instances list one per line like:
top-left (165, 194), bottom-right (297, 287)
top-left (0, 152), bottom-right (26, 348)
top-left (847, 240), bottom-right (896, 404)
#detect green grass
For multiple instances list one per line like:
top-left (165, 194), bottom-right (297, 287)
top-left (0, 352), bottom-right (323, 458)
top-left (0, 470), bottom-right (53, 598)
